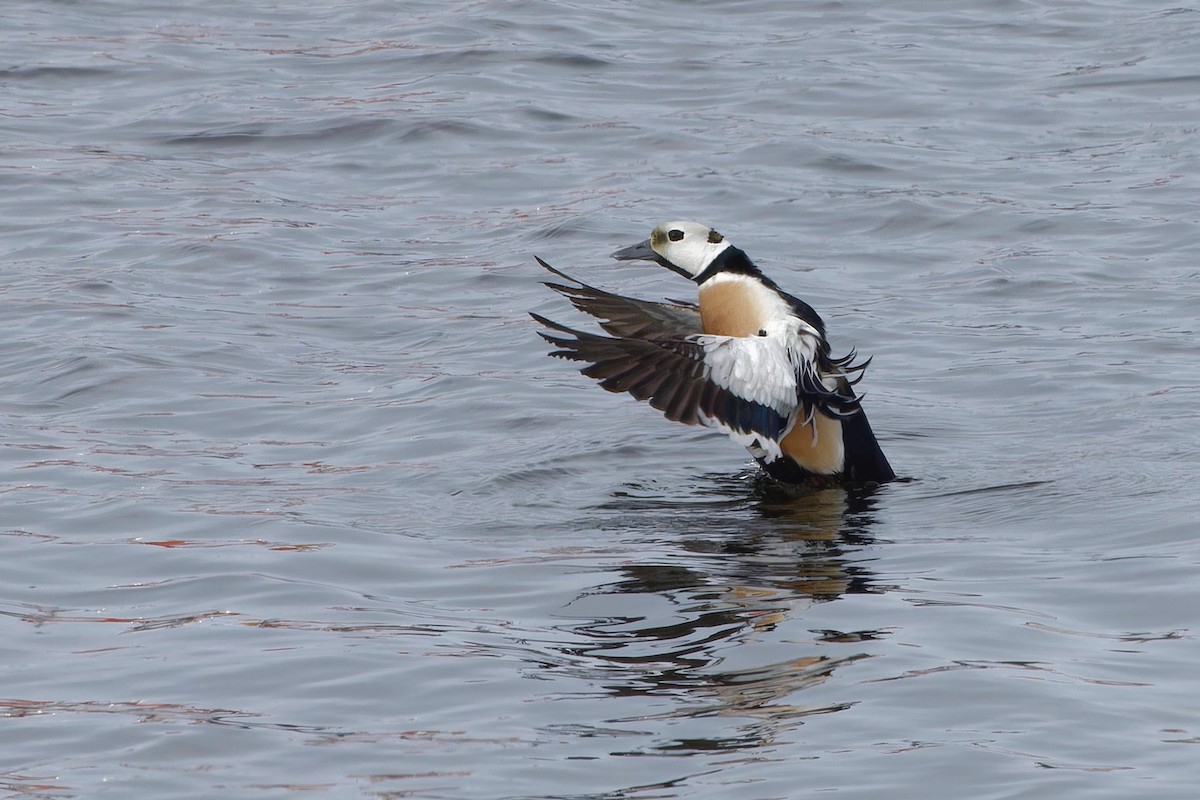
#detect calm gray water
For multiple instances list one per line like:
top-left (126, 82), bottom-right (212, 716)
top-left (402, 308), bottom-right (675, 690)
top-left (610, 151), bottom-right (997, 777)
top-left (2, 1), bottom-right (1198, 797)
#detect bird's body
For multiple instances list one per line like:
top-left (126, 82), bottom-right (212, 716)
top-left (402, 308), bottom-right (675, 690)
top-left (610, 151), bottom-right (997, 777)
top-left (532, 221), bottom-right (895, 488)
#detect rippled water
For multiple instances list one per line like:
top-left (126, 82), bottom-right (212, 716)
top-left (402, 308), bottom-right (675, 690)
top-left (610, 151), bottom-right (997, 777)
top-left (2, 1), bottom-right (1198, 797)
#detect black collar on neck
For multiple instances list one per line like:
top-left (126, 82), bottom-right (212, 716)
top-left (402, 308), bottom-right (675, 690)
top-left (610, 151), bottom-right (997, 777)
top-left (692, 246), bottom-right (759, 285)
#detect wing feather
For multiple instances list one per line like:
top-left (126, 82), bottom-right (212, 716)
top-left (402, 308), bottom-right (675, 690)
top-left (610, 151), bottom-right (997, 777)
top-left (535, 257), bottom-right (701, 339)
top-left (531, 311), bottom-right (799, 458)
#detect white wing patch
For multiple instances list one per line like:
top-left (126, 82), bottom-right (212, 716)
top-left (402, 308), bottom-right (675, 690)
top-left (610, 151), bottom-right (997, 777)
top-left (693, 318), bottom-right (824, 460)
top-left (696, 322), bottom-right (809, 411)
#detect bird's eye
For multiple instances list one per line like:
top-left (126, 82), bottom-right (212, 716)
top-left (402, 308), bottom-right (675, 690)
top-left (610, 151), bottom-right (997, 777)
top-left (668, 229), bottom-right (684, 242)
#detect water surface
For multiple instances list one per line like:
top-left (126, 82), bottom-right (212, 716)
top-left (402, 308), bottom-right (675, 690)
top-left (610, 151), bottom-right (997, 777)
top-left (2, 1), bottom-right (1198, 798)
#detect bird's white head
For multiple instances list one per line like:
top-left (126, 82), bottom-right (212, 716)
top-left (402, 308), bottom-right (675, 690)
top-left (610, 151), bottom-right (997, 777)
top-left (612, 220), bottom-right (732, 281)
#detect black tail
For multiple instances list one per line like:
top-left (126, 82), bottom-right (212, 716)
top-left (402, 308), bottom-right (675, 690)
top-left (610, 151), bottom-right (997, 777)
top-left (840, 408), bottom-right (895, 487)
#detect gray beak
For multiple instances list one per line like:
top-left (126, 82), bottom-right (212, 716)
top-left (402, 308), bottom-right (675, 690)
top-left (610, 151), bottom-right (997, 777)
top-left (611, 239), bottom-right (656, 261)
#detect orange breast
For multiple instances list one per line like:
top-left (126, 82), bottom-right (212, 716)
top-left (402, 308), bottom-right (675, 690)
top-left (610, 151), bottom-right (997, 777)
top-left (779, 413), bottom-right (844, 475)
top-left (699, 281), bottom-right (769, 337)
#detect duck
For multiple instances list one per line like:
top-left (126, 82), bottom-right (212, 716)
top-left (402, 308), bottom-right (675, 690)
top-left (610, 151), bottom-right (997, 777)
top-left (530, 221), bottom-right (895, 488)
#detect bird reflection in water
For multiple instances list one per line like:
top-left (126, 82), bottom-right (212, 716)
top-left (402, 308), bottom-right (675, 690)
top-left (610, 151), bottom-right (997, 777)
top-left (553, 475), bottom-right (892, 754)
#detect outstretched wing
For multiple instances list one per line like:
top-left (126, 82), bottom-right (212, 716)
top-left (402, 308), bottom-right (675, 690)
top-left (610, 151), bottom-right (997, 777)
top-left (532, 312), bottom-right (806, 460)
top-left (535, 256), bottom-right (701, 339)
